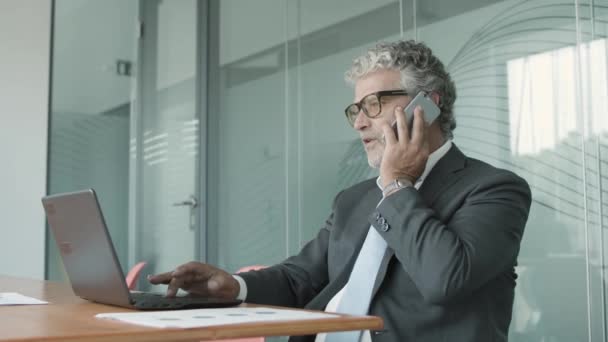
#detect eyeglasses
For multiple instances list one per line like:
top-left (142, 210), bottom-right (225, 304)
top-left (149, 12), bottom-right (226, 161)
top-left (344, 89), bottom-right (409, 127)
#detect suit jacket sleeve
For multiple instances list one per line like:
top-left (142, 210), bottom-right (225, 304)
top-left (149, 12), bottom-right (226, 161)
top-left (373, 170), bottom-right (531, 305)
top-left (237, 192), bottom-right (343, 307)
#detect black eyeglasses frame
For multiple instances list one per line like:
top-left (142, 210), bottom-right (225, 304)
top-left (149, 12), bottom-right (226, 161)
top-left (344, 89), bottom-right (409, 126)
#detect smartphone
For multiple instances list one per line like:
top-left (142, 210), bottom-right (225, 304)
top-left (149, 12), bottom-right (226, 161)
top-left (392, 91), bottom-right (441, 138)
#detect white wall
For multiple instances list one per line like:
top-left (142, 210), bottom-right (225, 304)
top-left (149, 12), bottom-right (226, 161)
top-left (0, 0), bottom-right (51, 279)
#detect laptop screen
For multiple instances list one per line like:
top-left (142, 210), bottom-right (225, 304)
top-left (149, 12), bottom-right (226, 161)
top-left (42, 189), bottom-right (132, 307)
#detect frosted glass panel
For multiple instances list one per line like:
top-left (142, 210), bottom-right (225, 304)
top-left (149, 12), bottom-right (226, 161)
top-left (420, 0), bottom-right (606, 341)
top-left (132, 0), bottom-right (199, 282)
top-left (47, 0), bottom-right (136, 281)
top-left (47, 112), bottom-right (130, 281)
top-left (212, 0), bottom-right (288, 272)
top-left (210, 0), bottom-right (404, 271)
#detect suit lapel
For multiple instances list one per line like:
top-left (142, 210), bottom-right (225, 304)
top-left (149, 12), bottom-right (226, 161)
top-left (417, 144), bottom-right (466, 207)
top-left (306, 182), bottom-right (381, 311)
top-left (304, 261), bottom-right (351, 311)
top-left (345, 184), bottom-right (382, 264)
top-left (370, 144), bottom-right (467, 298)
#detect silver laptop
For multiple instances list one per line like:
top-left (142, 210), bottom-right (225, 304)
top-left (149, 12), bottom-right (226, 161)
top-left (42, 189), bottom-right (242, 310)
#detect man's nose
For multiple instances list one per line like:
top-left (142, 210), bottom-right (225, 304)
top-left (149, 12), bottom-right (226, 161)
top-left (353, 110), bottom-right (370, 130)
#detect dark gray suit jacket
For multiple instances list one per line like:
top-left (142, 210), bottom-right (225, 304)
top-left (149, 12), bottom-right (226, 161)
top-left (239, 144), bottom-right (532, 342)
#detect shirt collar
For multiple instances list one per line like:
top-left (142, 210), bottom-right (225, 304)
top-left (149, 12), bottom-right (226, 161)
top-left (376, 139), bottom-right (453, 190)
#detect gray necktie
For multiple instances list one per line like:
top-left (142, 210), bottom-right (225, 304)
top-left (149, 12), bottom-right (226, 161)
top-left (326, 225), bottom-right (387, 342)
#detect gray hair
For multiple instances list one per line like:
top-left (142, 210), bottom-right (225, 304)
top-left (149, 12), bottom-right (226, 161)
top-left (345, 40), bottom-right (456, 138)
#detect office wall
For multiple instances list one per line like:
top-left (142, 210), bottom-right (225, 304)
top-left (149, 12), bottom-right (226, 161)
top-left (0, 0), bottom-right (52, 279)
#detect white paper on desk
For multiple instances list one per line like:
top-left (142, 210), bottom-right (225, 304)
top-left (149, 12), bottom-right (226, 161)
top-left (96, 307), bottom-right (340, 328)
top-left (0, 292), bottom-right (48, 305)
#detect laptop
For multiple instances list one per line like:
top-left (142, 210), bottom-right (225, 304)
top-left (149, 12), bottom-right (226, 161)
top-left (42, 189), bottom-right (242, 310)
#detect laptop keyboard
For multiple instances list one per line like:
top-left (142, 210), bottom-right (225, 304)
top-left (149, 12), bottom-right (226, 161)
top-left (130, 292), bottom-right (242, 310)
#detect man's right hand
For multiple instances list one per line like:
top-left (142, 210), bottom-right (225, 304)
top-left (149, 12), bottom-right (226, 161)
top-left (148, 261), bottom-right (240, 299)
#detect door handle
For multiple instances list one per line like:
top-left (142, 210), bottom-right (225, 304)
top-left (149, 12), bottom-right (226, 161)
top-left (173, 195), bottom-right (199, 231)
top-left (172, 195), bottom-right (198, 208)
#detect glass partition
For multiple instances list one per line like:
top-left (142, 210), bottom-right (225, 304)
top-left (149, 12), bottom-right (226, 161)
top-left (47, 0), bottom-right (137, 281)
top-left (207, 0), bottom-right (608, 341)
top-left (47, 0), bottom-right (608, 340)
top-left (129, 0), bottom-right (202, 288)
top-left (47, 0), bottom-right (204, 288)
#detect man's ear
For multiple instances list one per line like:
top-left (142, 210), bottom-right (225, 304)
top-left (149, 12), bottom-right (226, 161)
top-left (430, 92), bottom-right (440, 106)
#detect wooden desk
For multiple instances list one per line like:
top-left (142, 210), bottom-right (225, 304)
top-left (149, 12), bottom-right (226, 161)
top-left (0, 276), bottom-right (382, 341)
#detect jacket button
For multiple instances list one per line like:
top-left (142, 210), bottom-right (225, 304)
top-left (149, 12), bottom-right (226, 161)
top-left (379, 217), bottom-right (386, 225)
top-left (374, 212), bottom-right (380, 220)
top-left (382, 223), bottom-right (389, 232)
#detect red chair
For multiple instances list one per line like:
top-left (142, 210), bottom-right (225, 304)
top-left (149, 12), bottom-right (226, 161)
top-left (125, 261), bottom-right (147, 290)
top-left (236, 265), bottom-right (267, 273)
top-left (208, 265), bottom-right (267, 342)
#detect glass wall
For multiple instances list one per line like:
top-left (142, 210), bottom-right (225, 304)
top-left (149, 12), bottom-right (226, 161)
top-left (129, 0), bottom-right (202, 288)
top-left (46, 0), bottom-right (608, 340)
top-left (47, 0), bottom-right (137, 280)
top-left (208, 0), bottom-right (608, 341)
top-left (48, 0), bottom-right (202, 287)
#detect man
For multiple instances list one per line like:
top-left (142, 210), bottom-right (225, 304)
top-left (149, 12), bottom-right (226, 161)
top-left (149, 40), bottom-right (531, 342)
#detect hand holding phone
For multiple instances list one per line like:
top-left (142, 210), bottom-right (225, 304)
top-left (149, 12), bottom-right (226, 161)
top-left (392, 91), bottom-right (440, 139)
